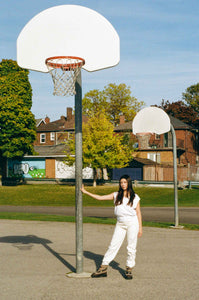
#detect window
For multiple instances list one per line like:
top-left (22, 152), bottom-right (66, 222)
top-left (164, 133), bottom-right (168, 147)
top-left (40, 133), bottom-right (46, 143)
top-left (50, 132), bottom-right (55, 141)
top-left (147, 153), bottom-right (156, 162)
top-left (147, 152), bottom-right (161, 163)
top-left (155, 134), bottom-right (160, 140)
top-left (164, 132), bottom-right (172, 147)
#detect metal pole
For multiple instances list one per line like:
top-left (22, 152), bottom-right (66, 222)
top-left (171, 124), bottom-right (179, 227)
top-left (75, 71), bottom-right (83, 273)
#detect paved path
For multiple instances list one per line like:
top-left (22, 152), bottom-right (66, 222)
top-left (0, 206), bottom-right (198, 224)
top-left (0, 220), bottom-right (198, 300)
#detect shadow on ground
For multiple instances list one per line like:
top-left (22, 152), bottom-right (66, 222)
top-left (0, 235), bottom-right (126, 277)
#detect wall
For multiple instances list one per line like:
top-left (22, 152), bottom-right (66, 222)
top-left (177, 130), bottom-right (197, 165)
top-left (8, 158), bottom-right (45, 179)
top-left (55, 160), bottom-right (93, 179)
top-left (143, 164), bottom-right (199, 182)
top-left (136, 150), bottom-right (173, 164)
top-left (7, 158), bottom-right (93, 180)
top-left (7, 158), bottom-right (198, 182)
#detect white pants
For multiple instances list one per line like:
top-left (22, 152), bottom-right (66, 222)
top-left (102, 217), bottom-right (139, 268)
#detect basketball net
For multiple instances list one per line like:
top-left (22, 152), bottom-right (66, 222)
top-left (136, 132), bottom-right (152, 148)
top-left (45, 56), bottom-right (85, 96)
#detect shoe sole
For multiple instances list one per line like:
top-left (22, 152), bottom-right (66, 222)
top-left (125, 276), bottom-right (133, 280)
top-left (91, 273), bottom-right (107, 278)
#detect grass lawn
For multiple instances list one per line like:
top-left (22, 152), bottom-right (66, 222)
top-left (0, 184), bottom-right (198, 229)
top-left (0, 212), bottom-right (198, 231)
top-left (0, 184), bottom-right (199, 207)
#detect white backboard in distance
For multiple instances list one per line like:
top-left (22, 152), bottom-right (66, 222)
top-left (132, 107), bottom-right (171, 135)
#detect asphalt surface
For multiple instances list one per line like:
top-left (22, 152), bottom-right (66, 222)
top-left (0, 205), bottom-right (198, 224)
top-left (0, 219), bottom-right (198, 300)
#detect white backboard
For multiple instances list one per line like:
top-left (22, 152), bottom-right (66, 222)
top-left (17, 5), bottom-right (120, 73)
top-left (132, 107), bottom-right (171, 135)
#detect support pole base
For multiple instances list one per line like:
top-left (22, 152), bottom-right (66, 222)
top-left (170, 225), bottom-right (184, 229)
top-left (66, 272), bottom-right (91, 278)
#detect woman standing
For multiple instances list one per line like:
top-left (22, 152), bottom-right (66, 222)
top-left (81, 174), bottom-right (142, 279)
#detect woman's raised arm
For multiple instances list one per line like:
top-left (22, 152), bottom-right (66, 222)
top-left (80, 185), bottom-right (114, 201)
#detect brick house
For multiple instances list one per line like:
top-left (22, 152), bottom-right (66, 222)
top-left (3, 108), bottom-right (93, 183)
top-left (5, 108), bottom-right (198, 183)
top-left (34, 111), bottom-right (199, 182)
top-left (136, 116), bottom-right (198, 166)
top-left (35, 107), bottom-right (88, 146)
top-left (114, 115), bottom-right (199, 181)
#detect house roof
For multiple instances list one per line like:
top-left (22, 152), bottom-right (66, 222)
top-left (25, 144), bottom-right (68, 157)
top-left (36, 115), bottom-right (88, 132)
top-left (37, 122), bottom-right (64, 132)
top-left (114, 115), bottom-right (193, 132)
top-left (35, 118), bottom-right (45, 127)
top-left (169, 115), bottom-right (192, 130)
top-left (132, 157), bottom-right (158, 165)
top-left (114, 121), bottom-right (132, 132)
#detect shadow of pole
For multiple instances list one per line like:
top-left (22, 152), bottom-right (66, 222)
top-left (83, 250), bottom-right (125, 278)
top-left (0, 235), bottom-right (76, 273)
top-left (42, 243), bottom-right (75, 272)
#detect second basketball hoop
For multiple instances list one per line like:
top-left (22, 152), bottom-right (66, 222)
top-left (45, 56), bottom-right (85, 96)
top-left (136, 132), bottom-right (152, 149)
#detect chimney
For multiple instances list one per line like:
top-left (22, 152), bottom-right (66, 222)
top-left (67, 107), bottom-right (72, 121)
top-left (120, 115), bottom-right (125, 124)
top-left (45, 116), bottom-right (50, 124)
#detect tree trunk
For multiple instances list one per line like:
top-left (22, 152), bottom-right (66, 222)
top-left (93, 168), bottom-right (97, 187)
top-left (0, 156), bottom-right (7, 185)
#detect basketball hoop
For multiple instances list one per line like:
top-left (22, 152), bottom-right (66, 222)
top-left (136, 132), bottom-right (152, 137)
top-left (136, 132), bottom-right (152, 149)
top-left (45, 56), bottom-right (85, 96)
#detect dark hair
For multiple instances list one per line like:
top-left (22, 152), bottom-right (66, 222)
top-left (115, 175), bottom-right (135, 207)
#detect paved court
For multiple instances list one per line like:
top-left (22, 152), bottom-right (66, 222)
top-left (0, 220), bottom-right (198, 300)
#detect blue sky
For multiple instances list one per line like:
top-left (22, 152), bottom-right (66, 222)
top-left (1, 0), bottom-right (199, 121)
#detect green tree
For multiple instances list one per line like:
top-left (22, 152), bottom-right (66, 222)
top-left (64, 111), bottom-right (132, 186)
top-left (0, 59), bottom-right (32, 108)
top-left (83, 83), bottom-right (145, 126)
top-left (82, 89), bottom-right (108, 117)
top-left (182, 83), bottom-right (199, 113)
top-left (0, 59), bottom-right (36, 165)
top-left (104, 83), bottom-right (145, 126)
